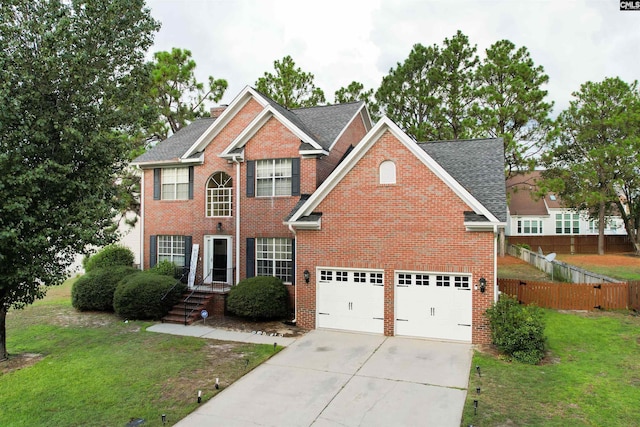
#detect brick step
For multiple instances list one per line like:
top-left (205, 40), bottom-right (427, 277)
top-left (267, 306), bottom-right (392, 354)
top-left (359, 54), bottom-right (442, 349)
top-left (161, 290), bottom-right (217, 325)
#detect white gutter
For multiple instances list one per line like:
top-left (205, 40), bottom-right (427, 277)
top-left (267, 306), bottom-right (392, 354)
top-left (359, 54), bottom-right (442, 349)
top-left (288, 223), bottom-right (297, 323)
top-left (233, 155), bottom-right (241, 285)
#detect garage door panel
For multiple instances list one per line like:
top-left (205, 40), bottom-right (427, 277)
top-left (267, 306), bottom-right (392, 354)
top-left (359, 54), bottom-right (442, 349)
top-left (317, 269), bottom-right (384, 334)
top-left (395, 273), bottom-right (472, 342)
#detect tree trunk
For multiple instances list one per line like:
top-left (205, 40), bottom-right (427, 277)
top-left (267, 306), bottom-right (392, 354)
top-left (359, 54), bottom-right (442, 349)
top-left (598, 200), bottom-right (605, 255)
top-left (0, 306), bottom-right (7, 361)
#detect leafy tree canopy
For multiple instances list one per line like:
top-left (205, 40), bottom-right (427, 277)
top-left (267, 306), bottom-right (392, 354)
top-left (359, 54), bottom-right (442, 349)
top-left (334, 81), bottom-right (378, 119)
top-left (541, 77), bottom-right (640, 254)
top-left (0, 0), bottom-right (159, 360)
top-left (149, 47), bottom-right (228, 140)
top-left (255, 55), bottom-right (326, 108)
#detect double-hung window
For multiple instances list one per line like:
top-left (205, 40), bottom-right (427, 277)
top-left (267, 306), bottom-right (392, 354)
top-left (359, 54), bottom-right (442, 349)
top-left (256, 159), bottom-right (292, 197)
top-left (157, 235), bottom-right (186, 267)
top-left (161, 168), bottom-right (189, 200)
top-left (517, 219), bottom-right (543, 234)
top-left (256, 238), bottom-right (293, 282)
top-left (555, 213), bottom-right (579, 234)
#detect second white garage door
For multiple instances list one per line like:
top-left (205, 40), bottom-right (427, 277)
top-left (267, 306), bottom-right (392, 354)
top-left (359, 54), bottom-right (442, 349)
top-left (316, 268), bottom-right (384, 334)
top-left (395, 272), bottom-right (472, 342)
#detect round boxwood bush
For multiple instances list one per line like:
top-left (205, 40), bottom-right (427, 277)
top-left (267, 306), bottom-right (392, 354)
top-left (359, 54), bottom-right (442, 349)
top-left (71, 266), bottom-right (138, 312)
top-left (83, 244), bottom-right (134, 273)
top-left (149, 260), bottom-right (179, 277)
top-left (227, 276), bottom-right (288, 320)
top-left (485, 294), bottom-right (546, 364)
top-left (113, 272), bottom-right (186, 320)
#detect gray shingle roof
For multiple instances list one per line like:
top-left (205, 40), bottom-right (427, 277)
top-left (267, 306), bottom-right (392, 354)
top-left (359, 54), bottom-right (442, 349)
top-left (133, 89), bottom-right (365, 165)
top-left (419, 138), bottom-right (507, 222)
top-left (291, 102), bottom-right (365, 150)
top-left (133, 118), bottom-right (216, 164)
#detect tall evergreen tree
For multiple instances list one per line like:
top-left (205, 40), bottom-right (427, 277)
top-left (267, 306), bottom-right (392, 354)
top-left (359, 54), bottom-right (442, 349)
top-left (474, 40), bottom-right (553, 178)
top-left (0, 0), bottom-right (159, 360)
top-left (149, 48), bottom-right (228, 140)
top-left (255, 55), bottom-right (326, 108)
top-left (541, 77), bottom-right (640, 254)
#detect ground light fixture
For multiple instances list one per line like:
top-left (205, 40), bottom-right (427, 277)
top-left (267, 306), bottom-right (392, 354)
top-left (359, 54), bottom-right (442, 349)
top-left (473, 399), bottom-right (478, 415)
top-left (476, 365), bottom-right (481, 377)
top-left (161, 414), bottom-right (167, 425)
top-left (197, 390), bottom-right (202, 403)
top-left (303, 269), bottom-right (310, 283)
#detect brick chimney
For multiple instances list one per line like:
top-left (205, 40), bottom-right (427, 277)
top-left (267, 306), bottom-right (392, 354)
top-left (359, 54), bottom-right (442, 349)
top-left (210, 105), bottom-right (228, 118)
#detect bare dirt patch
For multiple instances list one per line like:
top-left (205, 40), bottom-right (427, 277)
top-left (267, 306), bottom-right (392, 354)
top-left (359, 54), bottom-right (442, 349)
top-left (1, 353), bottom-right (44, 374)
top-left (558, 253), bottom-right (640, 268)
top-left (199, 315), bottom-right (306, 338)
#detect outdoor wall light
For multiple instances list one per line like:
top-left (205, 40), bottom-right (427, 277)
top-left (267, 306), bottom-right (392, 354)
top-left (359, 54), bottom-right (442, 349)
top-left (303, 269), bottom-right (310, 283)
top-left (217, 222), bottom-right (222, 232)
top-left (479, 277), bottom-right (487, 293)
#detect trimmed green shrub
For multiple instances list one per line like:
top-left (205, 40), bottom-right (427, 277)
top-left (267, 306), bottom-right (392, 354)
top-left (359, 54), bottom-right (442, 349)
top-left (485, 294), bottom-right (546, 364)
top-left (227, 276), bottom-right (288, 320)
top-left (71, 266), bottom-right (138, 312)
top-left (149, 260), bottom-right (179, 277)
top-left (84, 245), bottom-right (134, 273)
top-left (113, 272), bottom-right (186, 320)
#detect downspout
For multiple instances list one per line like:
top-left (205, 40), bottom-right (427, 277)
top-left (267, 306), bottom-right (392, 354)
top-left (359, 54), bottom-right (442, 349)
top-left (494, 224), bottom-right (498, 302)
top-left (139, 168), bottom-right (145, 271)
top-left (288, 223), bottom-right (297, 323)
top-left (233, 156), bottom-right (241, 285)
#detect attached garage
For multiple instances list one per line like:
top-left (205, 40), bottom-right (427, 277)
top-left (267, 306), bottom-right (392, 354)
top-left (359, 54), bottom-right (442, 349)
top-left (316, 268), bottom-right (384, 334)
top-left (395, 272), bottom-right (472, 342)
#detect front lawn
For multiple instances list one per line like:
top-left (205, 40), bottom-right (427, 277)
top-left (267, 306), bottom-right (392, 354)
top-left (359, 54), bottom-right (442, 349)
top-left (1, 277), bottom-right (280, 427)
top-left (462, 309), bottom-right (640, 426)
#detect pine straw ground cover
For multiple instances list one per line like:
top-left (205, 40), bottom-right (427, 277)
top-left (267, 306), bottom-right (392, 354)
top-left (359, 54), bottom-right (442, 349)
top-left (0, 277), bottom-right (282, 427)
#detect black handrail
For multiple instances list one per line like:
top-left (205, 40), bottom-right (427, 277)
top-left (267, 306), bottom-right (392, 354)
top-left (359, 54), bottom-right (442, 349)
top-left (160, 269), bottom-right (189, 302)
top-left (183, 270), bottom-right (214, 325)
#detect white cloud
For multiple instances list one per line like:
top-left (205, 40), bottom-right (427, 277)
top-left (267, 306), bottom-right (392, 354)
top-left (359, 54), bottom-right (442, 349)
top-left (147, 0), bottom-right (639, 114)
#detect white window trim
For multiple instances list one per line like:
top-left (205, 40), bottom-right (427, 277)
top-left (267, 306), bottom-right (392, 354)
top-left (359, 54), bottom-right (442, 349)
top-left (256, 237), bottom-right (293, 283)
top-left (161, 168), bottom-right (189, 200)
top-left (157, 235), bottom-right (186, 267)
top-left (256, 159), bottom-right (292, 197)
top-left (206, 172), bottom-right (233, 217)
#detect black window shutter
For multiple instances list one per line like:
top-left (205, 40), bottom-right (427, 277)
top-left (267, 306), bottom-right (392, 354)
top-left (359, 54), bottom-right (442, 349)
top-left (246, 161), bottom-right (255, 197)
top-left (188, 167), bottom-right (194, 200)
top-left (291, 158), bottom-right (300, 196)
top-left (184, 236), bottom-right (192, 269)
top-left (153, 169), bottom-right (161, 200)
top-left (246, 238), bottom-right (255, 278)
top-left (291, 238), bottom-right (295, 285)
top-left (150, 235), bottom-right (157, 268)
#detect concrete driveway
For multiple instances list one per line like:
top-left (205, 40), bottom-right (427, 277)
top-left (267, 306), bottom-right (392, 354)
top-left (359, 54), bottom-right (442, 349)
top-left (174, 330), bottom-right (473, 427)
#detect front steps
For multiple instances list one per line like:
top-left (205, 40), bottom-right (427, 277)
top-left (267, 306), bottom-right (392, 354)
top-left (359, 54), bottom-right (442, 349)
top-left (162, 290), bottom-right (215, 325)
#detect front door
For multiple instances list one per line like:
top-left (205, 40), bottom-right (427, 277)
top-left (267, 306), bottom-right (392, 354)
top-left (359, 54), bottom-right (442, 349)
top-left (204, 236), bottom-right (232, 284)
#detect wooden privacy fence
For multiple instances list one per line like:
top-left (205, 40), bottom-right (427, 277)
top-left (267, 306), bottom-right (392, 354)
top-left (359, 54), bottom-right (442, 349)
top-left (498, 278), bottom-right (635, 311)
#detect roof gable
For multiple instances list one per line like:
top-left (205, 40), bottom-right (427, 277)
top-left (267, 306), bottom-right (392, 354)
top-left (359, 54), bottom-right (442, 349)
top-left (287, 117), bottom-right (505, 226)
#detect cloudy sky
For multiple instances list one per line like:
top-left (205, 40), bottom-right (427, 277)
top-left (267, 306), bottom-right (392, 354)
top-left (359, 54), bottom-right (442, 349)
top-left (147, 0), bottom-right (638, 116)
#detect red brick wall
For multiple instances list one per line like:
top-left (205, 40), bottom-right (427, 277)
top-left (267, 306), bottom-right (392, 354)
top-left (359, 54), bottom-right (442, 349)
top-left (142, 98), bottom-right (265, 281)
top-left (295, 130), bottom-right (495, 344)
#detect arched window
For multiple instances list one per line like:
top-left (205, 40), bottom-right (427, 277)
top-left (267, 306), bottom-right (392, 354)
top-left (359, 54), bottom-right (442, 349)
top-left (206, 172), bottom-right (232, 217)
top-left (379, 160), bottom-right (396, 184)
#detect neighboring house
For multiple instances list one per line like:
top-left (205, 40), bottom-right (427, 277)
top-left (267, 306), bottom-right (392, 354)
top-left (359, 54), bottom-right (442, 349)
top-left (506, 171), bottom-right (629, 253)
top-left (133, 86), bottom-right (507, 344)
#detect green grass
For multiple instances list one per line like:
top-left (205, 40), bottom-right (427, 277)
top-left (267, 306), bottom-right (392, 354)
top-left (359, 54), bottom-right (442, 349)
top-left (1, 278), bottom-right (280, 427)
top-left (462, 310), bottom-right (640, 426)
top-left (498, 260), bottom-right (553, 282)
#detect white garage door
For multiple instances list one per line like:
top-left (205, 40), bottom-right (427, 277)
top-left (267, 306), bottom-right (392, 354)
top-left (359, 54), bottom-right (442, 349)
top-left (317, 268), bottom-right (384, 334)
top-left (395, 272), bottom-right (472, 342)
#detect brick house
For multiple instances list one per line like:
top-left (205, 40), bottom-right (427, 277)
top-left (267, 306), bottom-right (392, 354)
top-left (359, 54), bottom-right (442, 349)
top-left (133, 86), bottom-right (506, 344)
